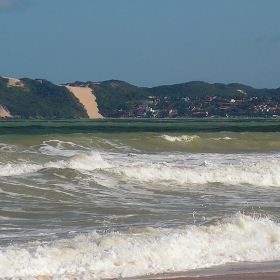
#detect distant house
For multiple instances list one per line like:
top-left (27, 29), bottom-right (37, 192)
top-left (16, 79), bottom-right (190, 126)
top-left (143, 100), bottom-right (153, 105)
top-left (153, 99), bottom-right (160, 106)
top-left (124, 110), bottom-right (133, 117)
top-left (138, 104), bottom-right (148, 110)
top-left (205, 96), bottom-right (213, 102)
top-left (137, 104), bottom-right (149, 117)
top-left (192, 111), bottom-right (207, 118)
top-left (137, 109), bottom-right (146, 117)
top-left (168, 109), bottom-right (178, 118)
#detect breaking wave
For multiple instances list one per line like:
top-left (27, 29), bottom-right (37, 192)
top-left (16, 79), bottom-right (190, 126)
top-left (0, 152), bottom-right (111, 177)
top-left (162, 134), bottom-right (199, 142)
top-left (1, 147), bottom-right (280, 188)
top-left (113, 158), bottom-right (280, 188)
top-left (1, 214), bottom-right (280, 279)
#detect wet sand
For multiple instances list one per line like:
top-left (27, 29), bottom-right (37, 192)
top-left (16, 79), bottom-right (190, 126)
top-left (35, 272), bottom-right (280, 280)
top-left (33, 262), bottom-right (280, 279)
top-left (65, 85), bottom-right (103, 119)
top-left (142, 262), bottom-right (280, 280)
top-left (149, 272), bottom-right (280, 280)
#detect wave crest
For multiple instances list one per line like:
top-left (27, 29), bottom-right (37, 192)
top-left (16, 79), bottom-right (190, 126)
top-left (1, 214), bottom-right (280, 279)
top-left (162, 134), bottom-right (199, 142)
top-left (113, 159), bottom-right (280, 187)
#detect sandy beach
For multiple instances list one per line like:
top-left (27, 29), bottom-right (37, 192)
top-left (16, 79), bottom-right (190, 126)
top-left (65, 85), bottom-right (103, 119)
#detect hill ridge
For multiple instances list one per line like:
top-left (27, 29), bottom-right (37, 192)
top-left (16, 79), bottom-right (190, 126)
top-left (1, 76), bottom-right (280, 119)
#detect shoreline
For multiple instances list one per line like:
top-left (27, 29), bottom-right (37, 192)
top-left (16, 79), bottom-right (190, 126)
top-left (129, 262), bottom-right (280, 280)
top-left (146, 272), bottom-right (280, 280)
top-left (34, 263), bottom-right (280, 280)
top-left (36, 271), bottom-right (280, 280)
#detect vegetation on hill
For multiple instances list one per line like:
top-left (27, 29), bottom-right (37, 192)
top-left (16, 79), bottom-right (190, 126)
top-left (85, 80), bottom-right (280, 118)
top-left (68, 80), bottom-right (150, 117)
top-left (0, 77), bottom-right (88, 119)
top-left (88, 80), bottom-right (149, 117)
top-left (145, 82), bottom-right (280, 118)
top-left (1, 76), bottom-right (280, 119)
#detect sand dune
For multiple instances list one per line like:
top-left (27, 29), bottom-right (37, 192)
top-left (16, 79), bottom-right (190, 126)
top-left (65, 86), bottom-right (103, 119)
top-left (0, 105), bottom-right (12, 118)
top-left (5, 77), bottom-right (24, 87)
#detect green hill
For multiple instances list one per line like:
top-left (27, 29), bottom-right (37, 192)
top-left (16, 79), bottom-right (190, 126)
top-left (1, 76), bottom-right (280, 119)
top-left (0, 77), bottom-right (88, 119)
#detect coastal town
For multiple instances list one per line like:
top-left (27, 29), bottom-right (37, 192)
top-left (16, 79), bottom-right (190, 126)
top-left (123, 93), bottom-right (280, 119)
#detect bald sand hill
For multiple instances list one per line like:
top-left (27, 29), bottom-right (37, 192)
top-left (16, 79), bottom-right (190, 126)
top-left (6, 77), bottom-right (24, 88)
top-left (0, 105), bottom-right (12, 118)
top-left (65, 85), bottom-right (103, 119)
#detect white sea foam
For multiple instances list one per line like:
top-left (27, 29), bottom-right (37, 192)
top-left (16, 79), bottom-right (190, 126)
top-left (0, 151), bottom-right (111, 177)
top-left (162, 134), bottom-right (199, 142)
top-left (2, 146), bottom-right (280, 188)
top-left (0, 143), bottom-right (20, 152)
top-left (0, 214), bottom-right (280, 279)
top-left (112, 158), bottom-right (280, 187)
top-left (39, 140), bottom-right (88, 156)
top-left (212, 136), bottom-right (235, 140)
top-left (0, 162), bottom-right (41, 176)
top-left (62, 152), bottom-right (112, 170)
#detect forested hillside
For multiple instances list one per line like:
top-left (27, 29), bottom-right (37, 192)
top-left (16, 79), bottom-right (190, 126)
top-left (1, 76), bottom-right (280, 119)
top-left (0, 77), bottom-right (88, 119)
top-left (84, 79), bottom-right (280, 118)
top-left (87, 80), bottom-right (149, 117)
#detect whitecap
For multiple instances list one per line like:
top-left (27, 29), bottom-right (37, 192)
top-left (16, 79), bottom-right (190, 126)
top-left (1, 214), bottom-right (280, 279)
top-left (161, 134), bottom-right (199, 142)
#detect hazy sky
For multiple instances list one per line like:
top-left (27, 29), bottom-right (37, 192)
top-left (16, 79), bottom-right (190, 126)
top-left (1, 0), bottom-right (280, 88)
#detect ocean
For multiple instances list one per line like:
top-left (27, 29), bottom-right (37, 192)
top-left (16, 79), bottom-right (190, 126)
top-left (0, 119), bottom-right (280, 279)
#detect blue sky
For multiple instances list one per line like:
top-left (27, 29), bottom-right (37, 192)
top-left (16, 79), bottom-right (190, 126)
top-left (1, 0), bottom-right (280, 88)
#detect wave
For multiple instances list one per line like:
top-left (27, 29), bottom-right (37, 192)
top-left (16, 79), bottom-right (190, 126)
top-left (0, 162), bottom-right (41, 176)
top-left (61, 152), bottom-right (112, 170)
top-left (1, 213), bottom-right (280, 279)
top-left (0, 152), bottom-right (111, 177)
top-left (160, 133), bottom-right (280, 153)
top-left (112, 158), bottom-right (280, 188)
top-left (38, 140), bottom-right (90, 156)
top-left (1, 149), bottom-right (280, 188)
top-left (162, 134), bottom-right (199, 142)
top-left (0, 143), bottom-right (21, 152)
top-left (212, 136), bottom-right (236, 140)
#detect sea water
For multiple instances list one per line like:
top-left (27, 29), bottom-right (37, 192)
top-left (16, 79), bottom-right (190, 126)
top-left (0, 119), bottom-right (280, 279)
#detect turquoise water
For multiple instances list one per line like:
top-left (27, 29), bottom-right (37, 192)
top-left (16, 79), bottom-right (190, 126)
top-left (0, 120), bottom-right (280, 279)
